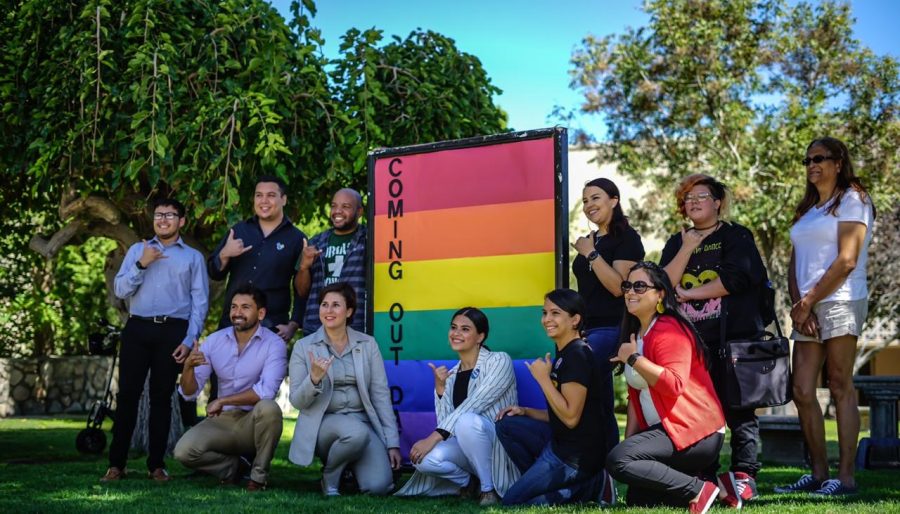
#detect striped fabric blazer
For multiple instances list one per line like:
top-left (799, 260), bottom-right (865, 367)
top-left (395, 347), bottom-right (520, 497)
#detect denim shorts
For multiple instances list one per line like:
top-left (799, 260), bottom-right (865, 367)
top-left (791, 298), bottom-right (868, 342)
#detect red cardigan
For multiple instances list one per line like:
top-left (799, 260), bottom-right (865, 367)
top-left (627, 315), bottom-right (725, 451)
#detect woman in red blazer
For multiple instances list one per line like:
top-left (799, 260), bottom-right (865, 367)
top-left (605, 262), bottom-right (732, 514)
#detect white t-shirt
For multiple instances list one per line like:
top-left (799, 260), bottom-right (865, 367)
top-left (625, 318), bottom-right (661, 426)
top-left (790, 189), bottom-right (874, 302)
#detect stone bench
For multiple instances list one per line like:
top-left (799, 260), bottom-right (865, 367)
top-left (853, 375), bottom-right (900, 469)
top-left (758, 415), bottom-right (808, 466)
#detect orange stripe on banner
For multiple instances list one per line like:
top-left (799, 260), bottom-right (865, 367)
top-left (373, 199), bottom-right (555, 263)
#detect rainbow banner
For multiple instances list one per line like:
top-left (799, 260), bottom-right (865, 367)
top-left (366, 128), bottom-right (568, 458)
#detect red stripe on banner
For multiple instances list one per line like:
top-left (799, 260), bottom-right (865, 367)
top-left (372, 137), bottom-right (555, 215)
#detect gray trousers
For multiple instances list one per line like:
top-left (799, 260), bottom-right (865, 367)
top-left (315, 411), bottom-right (393, 495)
top-left (174, 400), bottom-right (283, 484)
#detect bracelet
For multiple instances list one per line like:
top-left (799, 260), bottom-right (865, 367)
top-left (627, 352), bottom-right (641, 367)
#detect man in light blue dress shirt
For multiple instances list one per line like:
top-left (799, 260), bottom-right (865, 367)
top-left (100, 198), bottom-right (209, 483)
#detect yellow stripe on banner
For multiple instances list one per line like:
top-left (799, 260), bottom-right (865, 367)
top-left (373, 252), bottom-right (555, 312)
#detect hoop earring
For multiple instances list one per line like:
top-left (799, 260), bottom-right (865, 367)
top-left (656, 298), bottom-right (665, 314)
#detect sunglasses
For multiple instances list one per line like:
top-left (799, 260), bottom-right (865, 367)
top-left (621, 280), bottom-right (658, 294)
top-left (801, 155), bottom-right (836, 166)
top-left (684, 192), bottom-right (714, 203)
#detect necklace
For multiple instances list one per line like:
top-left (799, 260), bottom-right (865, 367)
top-left (693, 221), bottom-right (720, 231)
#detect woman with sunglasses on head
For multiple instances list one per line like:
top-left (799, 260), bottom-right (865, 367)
top-left (395, 307), bottom-right (519, 506)
top-left (571, 177), bottom-right (645, 492)
top-left (775, 137), bottom-right (875, 497)
top-left (658, 174), bottom-right (769, 505)
top-left (495, 289), bottom-right (608, 506)
top-left (606, 262), bottom-right (726, 514)
top-left (288, 282), bottom-right (401, 496)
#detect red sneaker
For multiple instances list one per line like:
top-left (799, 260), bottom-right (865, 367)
top-left (733, 471), bottom-right (758, 501)
top-left (690, 481), bottom-right (720, 514)
top-left (717, 472), bottom-right (743, 509)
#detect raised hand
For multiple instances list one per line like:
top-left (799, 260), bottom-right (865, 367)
top-left (219, 229), bottom-right (253, 260)
top-left (525, 353), bottom-right (553, 381)
top-left (427, 362), bottom-right (454, 397)
top-left (571, 231), bottom-right (596, 257)
top-left (611, 333), bottom-right (639, 364)
top-left (138, 240), bottom-right (167, 268)
top-left (298, 238), bottom-right (322, 271)
top-left (308, 351), bottom-right (334, 385)
top-left (184, 340), bottom-right (208, 368)
top-left (680, 227), bottom-right (710, 253)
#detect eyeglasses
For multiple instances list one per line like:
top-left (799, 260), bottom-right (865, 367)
top-left (684, 192), bottom-right (714, 203)
top-left (801, 155), bottom-right (836, 166)
top-left (621, 280), bottom-right (657, 294)
top-left (153, 212), bottom-right (181, 220)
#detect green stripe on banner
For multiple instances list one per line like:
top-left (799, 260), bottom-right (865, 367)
top-left (373, 306), bottom-right (552, 361)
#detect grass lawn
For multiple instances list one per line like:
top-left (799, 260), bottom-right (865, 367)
top-left (0, 415), bottom-right (898, 513)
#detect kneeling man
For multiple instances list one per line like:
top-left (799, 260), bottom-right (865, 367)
top-left (175, 284), bottom-right (287, 490)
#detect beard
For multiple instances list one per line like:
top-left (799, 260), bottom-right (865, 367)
top-left (231, 315), bottom-right (258, 332)
top-left (331, 215), bottom-right (358, 232)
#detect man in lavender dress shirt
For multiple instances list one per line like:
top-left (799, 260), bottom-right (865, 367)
top-left (174, 284), bottom-right (287, 491)
top-left (101, 198), bottom-right (209, 483)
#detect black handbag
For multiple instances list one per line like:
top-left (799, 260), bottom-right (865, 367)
top-left (720, 296), bottom-right (792, 410)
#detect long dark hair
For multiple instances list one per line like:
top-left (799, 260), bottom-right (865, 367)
top-left (451, 307), bottom-right (490, 349)
top-left (617, 261), bottom-right (708, 368)
top-left (584, 178), bottom-right (632, 237)
top-left (544, 289), bottom-right (586, 333)
top-left (792, 137), bottom-right (875, 224)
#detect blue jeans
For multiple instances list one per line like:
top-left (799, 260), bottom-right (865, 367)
top-left (584, 326), bottom-right (621, 459)
top-left (496, 415), bottom-right (600, 505)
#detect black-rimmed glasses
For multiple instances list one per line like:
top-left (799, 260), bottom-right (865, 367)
top-left (153, 212), bottom-right (181, 220)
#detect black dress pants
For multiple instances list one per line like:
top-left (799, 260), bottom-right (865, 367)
top-left (108, 317), bottom-right (186, 471)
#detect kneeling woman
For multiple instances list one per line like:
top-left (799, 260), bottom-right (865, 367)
top-left (396, 307), bottom-right (519, 505)
top-left (288, 282), bottom-right (401, 495)
top-left (606, 262), bottom-right (726, 514)
top-left (496, 289), bottom-right (606, 506)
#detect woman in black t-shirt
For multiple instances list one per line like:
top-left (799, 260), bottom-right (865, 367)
top-left (495, 289), bottom-right (609, 506)
top-left (658, 174), bottom-right (768, 502)
top-left (572, 178), bottom-right (645, 465)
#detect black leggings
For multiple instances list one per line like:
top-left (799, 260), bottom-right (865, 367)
top-left (606, 424), bottom-right (723, 507)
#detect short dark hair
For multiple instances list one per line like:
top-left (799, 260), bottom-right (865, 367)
top-left (451, 307), bottom-right (490, 344)
top-left (256, 175), bottom-right (287, 196)
top-left (319, 282), bottom-right (357, 313)
top-left (230, 283), bottom-right (267, 310)
top-left (544, 289), bottom-right (586, 332)
top-left (151, 198), bottom-right (185, 218)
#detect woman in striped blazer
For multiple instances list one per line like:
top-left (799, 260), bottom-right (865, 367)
top-left (395, 307), bottom-right (519, 505)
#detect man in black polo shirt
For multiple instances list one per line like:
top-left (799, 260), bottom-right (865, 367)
top-left (208, 176), bottom-right (306, 339)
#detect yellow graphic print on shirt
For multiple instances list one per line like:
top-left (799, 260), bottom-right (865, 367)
top-left (679, 269), bottom-right (722, 322)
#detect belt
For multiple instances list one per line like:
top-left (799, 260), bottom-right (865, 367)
top-left (129, 314), bottom-right (187, 324)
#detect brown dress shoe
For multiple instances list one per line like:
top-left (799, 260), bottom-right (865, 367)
top-left (247, 479), bottom-right (266, 492)
top-left (478, 490), bottom-right (500, 506)
top-left (148, 468), bottom-right (171, 482)
top-left (100, 467), bottom-right (124, 482)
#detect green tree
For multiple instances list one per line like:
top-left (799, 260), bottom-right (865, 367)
top-left (568, 0), bottom-right (899, 365)
top-left (0, 0), bottom-right (506, 356)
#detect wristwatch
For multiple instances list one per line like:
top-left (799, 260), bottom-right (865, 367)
top-left (587, 250), bottom-right (600, 262)
top-left (627, 352), bottom-right (641, 367)
top-left (135, 260), bottom-right (147, 270)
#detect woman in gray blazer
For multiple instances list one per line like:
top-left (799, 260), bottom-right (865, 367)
top-left (395, 307), bottom-right (519, 505)
top-left (288, 282), bottom-right (400, 496)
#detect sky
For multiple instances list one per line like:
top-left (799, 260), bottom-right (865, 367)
top-left (270, 0), bottom-right (900, 140)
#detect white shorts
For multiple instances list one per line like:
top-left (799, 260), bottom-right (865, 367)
top-left (791, 299), bottom-right (868, 342)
